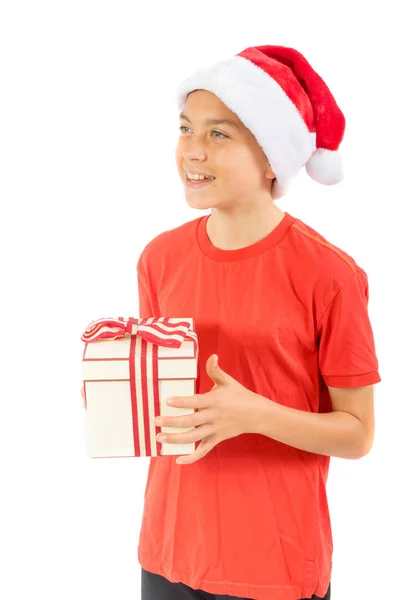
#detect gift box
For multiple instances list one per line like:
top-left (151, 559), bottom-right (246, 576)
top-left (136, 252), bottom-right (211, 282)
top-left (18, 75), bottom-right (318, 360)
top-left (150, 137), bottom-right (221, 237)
top-left (81, 317), bottom-right (198, 458)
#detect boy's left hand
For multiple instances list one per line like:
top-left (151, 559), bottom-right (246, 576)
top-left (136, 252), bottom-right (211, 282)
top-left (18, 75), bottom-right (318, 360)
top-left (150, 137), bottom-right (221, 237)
top-left (154, 354), bottom-right (264, 465)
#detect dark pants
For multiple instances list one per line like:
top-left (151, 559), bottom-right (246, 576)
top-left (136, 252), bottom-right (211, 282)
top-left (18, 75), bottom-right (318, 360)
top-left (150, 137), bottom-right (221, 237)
top-left (141, 568), bottom-right (331, 600)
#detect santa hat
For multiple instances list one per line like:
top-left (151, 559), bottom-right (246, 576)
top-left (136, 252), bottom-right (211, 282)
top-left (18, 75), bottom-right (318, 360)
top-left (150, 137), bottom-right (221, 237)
top-left (176, 45), bottom-right (346, 199)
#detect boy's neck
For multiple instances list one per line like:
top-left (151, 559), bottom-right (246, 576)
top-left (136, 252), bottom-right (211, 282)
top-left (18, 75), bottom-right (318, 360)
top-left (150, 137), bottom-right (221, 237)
top-left (205, 202), bottom-right (286, 251)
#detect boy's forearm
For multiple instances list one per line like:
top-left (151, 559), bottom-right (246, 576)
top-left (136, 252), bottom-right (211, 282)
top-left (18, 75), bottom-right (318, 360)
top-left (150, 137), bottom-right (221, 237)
top-left (249, 392), bottom-right (370, 459)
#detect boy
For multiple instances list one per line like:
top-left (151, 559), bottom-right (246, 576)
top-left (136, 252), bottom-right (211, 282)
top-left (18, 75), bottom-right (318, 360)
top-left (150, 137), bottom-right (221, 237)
top-left (137, 46), bottom-right (380, 599)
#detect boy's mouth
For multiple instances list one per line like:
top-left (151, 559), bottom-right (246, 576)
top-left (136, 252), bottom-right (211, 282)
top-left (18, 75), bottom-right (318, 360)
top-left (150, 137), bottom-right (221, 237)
top-left (184, 169), bottom-right (215, 188)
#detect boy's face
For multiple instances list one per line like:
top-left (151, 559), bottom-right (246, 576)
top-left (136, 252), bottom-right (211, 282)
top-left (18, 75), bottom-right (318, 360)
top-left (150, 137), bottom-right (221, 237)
top-left (175, 90), bottom-right (275, 211)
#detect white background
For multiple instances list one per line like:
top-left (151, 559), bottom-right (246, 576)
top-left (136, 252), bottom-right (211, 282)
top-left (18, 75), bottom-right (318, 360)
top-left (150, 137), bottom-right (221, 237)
top-left (1, 1), bottom-right (398, 599)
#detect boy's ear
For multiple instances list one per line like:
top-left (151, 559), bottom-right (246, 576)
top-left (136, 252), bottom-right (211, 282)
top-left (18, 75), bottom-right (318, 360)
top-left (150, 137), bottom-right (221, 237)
top-left (265, 163), bottom-right (276, 181)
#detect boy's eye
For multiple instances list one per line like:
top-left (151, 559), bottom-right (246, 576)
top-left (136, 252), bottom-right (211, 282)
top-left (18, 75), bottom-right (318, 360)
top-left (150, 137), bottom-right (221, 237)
top-left (179, 126), bottom-right (227, 139)
top-left (211, 130), bottom-right (227, 139)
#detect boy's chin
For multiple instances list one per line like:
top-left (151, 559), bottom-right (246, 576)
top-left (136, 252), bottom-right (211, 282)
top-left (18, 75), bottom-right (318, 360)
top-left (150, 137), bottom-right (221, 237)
top-left (185, 195), bottom-right (217, 210)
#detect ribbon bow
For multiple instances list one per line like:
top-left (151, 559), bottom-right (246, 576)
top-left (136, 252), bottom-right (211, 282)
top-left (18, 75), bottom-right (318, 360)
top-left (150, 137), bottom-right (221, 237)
top-left (81, 316), bottom-right (196, 350)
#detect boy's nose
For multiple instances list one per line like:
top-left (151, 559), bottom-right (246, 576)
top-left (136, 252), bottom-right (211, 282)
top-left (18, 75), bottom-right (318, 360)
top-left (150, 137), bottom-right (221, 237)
top-left (181, 138), bottom-right (208, 160)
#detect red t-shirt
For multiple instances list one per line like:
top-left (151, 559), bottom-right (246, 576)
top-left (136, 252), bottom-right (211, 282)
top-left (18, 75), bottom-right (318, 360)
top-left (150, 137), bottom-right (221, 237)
top-left (136, 212), bottom-right (381, 600)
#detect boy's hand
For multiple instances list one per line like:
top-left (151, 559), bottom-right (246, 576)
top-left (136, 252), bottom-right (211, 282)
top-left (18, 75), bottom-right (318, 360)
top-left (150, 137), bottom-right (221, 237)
top-left (154, 354), bottom-right (263, 465)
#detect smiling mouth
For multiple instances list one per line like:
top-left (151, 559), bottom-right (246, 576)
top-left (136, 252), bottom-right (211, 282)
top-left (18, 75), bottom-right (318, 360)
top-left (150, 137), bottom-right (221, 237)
top-left (184, 172), bottom-right (215, 187)
top-left (183, 168), bottom-right (215, 180)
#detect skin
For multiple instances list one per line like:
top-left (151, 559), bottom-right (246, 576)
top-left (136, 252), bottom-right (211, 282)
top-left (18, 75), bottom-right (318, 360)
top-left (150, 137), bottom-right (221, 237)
top-left (175, 89), bottom-right (285, 250)
top-left (80, 90), bottom-right (375, 466)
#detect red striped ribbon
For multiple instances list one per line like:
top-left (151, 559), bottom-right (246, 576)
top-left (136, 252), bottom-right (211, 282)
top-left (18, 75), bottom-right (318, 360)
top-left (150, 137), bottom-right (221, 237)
top-left (82, 317), bottom-right (198, 456)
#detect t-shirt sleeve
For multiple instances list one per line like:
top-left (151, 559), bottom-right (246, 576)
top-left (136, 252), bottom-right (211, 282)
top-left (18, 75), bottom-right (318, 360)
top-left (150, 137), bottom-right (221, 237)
top-left (136, 256), bottom-right (157, 319)
top-left (317, 268), bottom-right (381, 388)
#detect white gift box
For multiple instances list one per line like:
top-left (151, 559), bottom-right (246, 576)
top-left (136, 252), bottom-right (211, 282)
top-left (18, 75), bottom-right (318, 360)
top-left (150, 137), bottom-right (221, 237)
top-left (81, 317), bottom-right (198, 458)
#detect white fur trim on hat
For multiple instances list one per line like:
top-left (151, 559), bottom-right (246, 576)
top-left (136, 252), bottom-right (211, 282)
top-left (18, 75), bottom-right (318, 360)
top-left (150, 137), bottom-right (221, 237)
top-left (176, 55), bottom-right (316, 199)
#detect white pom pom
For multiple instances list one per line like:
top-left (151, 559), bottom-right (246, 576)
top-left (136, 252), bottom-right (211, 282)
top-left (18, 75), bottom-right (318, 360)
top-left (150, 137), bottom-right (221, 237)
top-left (305, 148), bottom-right (344, 185)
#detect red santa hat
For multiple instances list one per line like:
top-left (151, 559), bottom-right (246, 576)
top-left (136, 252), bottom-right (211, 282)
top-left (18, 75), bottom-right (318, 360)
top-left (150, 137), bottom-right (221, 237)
top-left (176, 45), bottom-right (346, 199)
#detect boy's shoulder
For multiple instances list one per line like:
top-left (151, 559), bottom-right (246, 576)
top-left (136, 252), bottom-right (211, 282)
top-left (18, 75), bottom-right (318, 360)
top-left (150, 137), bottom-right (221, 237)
top-left (137, 215), bottom-right (202, 273)
top-left (289, 215), bottom-right (362, 282)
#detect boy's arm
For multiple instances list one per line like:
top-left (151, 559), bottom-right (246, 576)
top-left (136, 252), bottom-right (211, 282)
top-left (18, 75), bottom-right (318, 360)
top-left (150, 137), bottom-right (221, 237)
top-left (250, 267), bottom-right (377, 460)
top-left (250, 385), bottom-right (375, 459)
